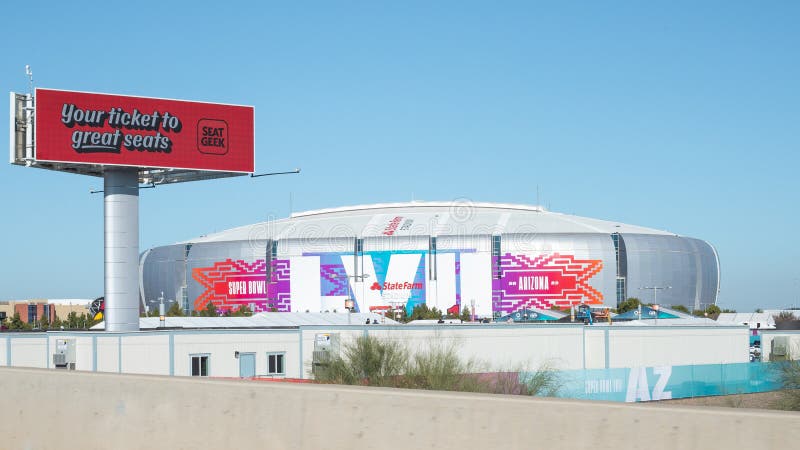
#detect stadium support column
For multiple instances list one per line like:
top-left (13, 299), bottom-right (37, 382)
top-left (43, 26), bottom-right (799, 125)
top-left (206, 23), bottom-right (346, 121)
top-left (104, 167), bottom-right (140, 332)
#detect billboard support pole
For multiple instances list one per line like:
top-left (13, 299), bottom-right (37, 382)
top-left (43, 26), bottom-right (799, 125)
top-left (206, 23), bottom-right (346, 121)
top-left (104, 167), bottom-right (140, 331)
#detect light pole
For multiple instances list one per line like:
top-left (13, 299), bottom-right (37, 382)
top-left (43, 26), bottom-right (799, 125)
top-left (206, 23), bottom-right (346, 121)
top-left (470, 299), bottom-right (476, 322)
top-left (158, 291), bottom-right (166, 328)
top-left (640, 286), bottom-right (671, 325)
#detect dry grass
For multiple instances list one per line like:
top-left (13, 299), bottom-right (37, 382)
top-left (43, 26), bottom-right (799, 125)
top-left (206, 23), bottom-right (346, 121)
top-left (657, 391), bottom-right (785, 410)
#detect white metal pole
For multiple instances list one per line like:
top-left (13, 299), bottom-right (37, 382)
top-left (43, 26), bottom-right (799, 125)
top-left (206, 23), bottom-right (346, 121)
top-left (104, 167), bottom-right (140, 332)
top-left (348, 279), bottom-right (352, 326)
top-left (159, 291), bottom-right (166, 328)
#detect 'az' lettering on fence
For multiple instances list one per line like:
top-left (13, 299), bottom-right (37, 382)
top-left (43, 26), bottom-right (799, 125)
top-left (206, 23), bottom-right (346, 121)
top-left (625, 366), bottom-right (673, 402)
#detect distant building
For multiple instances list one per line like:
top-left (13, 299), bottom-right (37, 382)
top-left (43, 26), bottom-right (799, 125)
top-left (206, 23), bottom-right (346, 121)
top-left (13, 302), bottom-right (55, 324)
top-left (716, 313), bottom-right (775, 330)
top-left (0, 299), bottom-right (91, 324)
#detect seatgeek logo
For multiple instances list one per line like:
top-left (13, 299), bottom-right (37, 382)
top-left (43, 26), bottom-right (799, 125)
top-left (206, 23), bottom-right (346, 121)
top-left (370, 281), bottom-right (423, 291)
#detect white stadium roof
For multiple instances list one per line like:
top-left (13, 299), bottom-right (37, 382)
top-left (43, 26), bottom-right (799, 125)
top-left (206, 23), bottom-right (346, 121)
top-left (185, 201), bottom-right (675, 244)
top-left (609, 318), bottom-right (727, 326)
top-left (716, 313), bottom-right (776, 329)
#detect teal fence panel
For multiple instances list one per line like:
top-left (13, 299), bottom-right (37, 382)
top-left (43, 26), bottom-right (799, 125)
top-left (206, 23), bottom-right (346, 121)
top-left (537, 362), bottom-right (782, 402)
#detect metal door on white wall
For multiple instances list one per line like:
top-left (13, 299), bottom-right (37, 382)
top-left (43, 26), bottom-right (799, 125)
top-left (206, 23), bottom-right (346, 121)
top-left (239, 353), bottom-right (256, 378)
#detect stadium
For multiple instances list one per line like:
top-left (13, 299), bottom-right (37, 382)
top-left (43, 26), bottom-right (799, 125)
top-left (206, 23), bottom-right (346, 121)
top-left (139, 201), bottom-right (719, 316)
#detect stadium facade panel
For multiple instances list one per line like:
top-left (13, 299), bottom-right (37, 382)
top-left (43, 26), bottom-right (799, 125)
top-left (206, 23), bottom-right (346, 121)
top-left (139, 202), bottom-right (719, 316)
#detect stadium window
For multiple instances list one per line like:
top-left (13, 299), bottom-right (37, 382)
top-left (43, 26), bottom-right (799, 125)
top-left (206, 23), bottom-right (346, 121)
top-left (266, 239), bottom-right (275, 287)
top-left (267, 352), bottom-right (285, 376)
top-left (354, 238), bottom-right (364, 278)
top-left (429, 237), bottom-right (438, 280)
top-left (492, 235), bottom-right (502, 279)
top-left (190, 354), bottom-right (210, 377)
top-left (180, 287), bottom-right (189, 313)
top-left (616, 277), bottom-right (626, 306)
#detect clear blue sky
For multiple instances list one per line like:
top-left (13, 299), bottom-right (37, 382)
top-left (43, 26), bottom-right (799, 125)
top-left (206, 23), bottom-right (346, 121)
top-left (1, 1), bottom-right (798, 312)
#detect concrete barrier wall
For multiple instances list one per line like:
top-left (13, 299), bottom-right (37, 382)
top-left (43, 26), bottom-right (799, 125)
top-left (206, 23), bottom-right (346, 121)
top-left (0, 367), bottom-right (797, 450)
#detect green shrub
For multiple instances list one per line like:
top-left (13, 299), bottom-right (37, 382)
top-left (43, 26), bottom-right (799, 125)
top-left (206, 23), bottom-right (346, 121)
top-left (314, 335), bottom-right (407, 387)
top-left (312, 335), bottom-right (561, 397)
top-left (776, 360), bottom-right (800, 411)
top-left (617, 298), bottom-right (641, 314)
top-left (518, 363), bottom-right (562, 396)
top-left (775, 311), bottom-right (796, 323)
top-left (403, 341), bottom-right (485, 392)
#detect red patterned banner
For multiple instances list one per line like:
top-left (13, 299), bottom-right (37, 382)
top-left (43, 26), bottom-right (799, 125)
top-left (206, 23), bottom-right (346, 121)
top-left (192, 259), bottom-right (268, 311)
top-left (493, 253), bottom-right (603, 312)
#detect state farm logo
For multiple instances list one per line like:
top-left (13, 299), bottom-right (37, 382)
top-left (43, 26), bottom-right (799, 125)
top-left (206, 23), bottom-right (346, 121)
top-left (197, 119), bottom-right (228, 155)
top-left (382, 216), bottom-right (414, 236)
top-left (370, 281), bottom-right (423, 290)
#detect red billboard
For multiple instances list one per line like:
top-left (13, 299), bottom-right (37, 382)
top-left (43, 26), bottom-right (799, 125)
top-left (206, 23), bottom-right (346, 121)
top-left (34, 88), bottom-right (254, 173)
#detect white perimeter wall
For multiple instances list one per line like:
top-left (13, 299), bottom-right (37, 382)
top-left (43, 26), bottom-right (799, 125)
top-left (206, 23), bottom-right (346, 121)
top-left (172, 330), bottom-right (300, 377)
top-left (0, 325), bottom-right (749, 378)
top-left (362, 326), bottom-right (584, 371)
top-left (11, 336), bottom-right (48, 368)
top-left (584, 328), bottom-right (606, 369)
top-left (122, 334), bottom-right (170, 375)
top-left (759, 330), bottom-right (800, 361)
top-left (605, 326), bottom-right (748, 367)
top-left (0, 336), bottom-right (7, 366)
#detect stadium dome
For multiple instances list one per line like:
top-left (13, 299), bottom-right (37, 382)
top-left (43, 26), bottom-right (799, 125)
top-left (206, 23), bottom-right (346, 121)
top-left (140, 201), bottom-right (719, 316)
